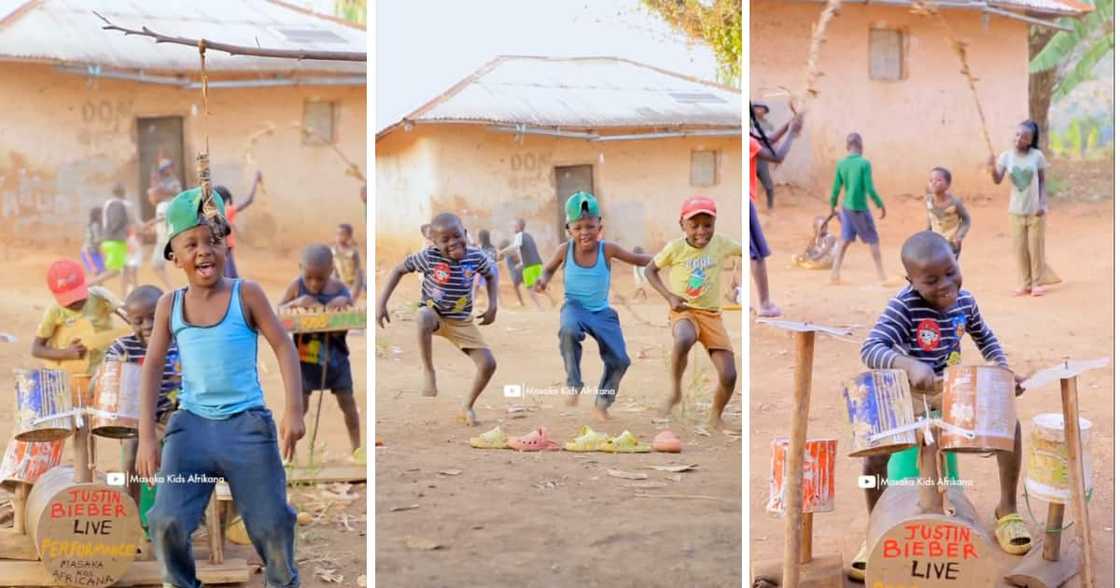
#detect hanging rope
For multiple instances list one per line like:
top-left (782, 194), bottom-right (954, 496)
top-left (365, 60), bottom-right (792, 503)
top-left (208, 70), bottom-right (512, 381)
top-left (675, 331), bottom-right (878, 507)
top-left (911, 1), bottom-right (996, 159)
top-left (195, 40), bottom-right (222, 224)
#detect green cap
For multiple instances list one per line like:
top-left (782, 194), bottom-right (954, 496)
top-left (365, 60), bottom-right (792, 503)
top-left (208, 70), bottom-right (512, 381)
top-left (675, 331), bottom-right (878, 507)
top-left (162, 187), bottom-right (227, 260)
top-left (564, 191), bottom-right (601, 223)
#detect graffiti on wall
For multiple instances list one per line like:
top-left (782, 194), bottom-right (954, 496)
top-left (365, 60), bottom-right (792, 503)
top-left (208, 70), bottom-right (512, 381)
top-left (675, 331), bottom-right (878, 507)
top-left (507, 151), bottom-right (552, 193)
top-left (0, 152), bottom-right (122, 231)
top-left (77, 99), bottom-right (134, 151)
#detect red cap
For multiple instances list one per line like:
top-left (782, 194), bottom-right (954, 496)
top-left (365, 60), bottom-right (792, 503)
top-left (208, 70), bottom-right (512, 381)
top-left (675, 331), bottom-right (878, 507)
top-left (680, 195), bottom-right (717, 220)
top-left (46, 260), bottom-right (88, 307)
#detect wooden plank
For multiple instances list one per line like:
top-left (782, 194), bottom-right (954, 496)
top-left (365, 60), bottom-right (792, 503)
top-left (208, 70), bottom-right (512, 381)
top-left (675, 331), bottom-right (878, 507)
top-left (286, 464), bottom-right (365, 485)
top-left (782, 331), bottom-right (815, 586)
top-left (0, 559), bottom-right (251, 586)
top-left (1060, 377), bottom-right (1094, 588)
top-left (0, 527), bottom-right (39, 560)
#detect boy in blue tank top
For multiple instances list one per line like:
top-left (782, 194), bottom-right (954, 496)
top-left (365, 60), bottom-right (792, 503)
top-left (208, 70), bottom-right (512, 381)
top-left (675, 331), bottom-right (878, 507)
top-left (137, 187), bottom-right (305, 588)
top-left (534, 192), bottom-right (651, 421)
top-left (279, 244), bottom-right (362, 460)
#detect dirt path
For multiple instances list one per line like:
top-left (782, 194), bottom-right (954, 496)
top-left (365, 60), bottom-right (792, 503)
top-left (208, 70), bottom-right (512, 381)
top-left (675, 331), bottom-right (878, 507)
top-left (375, 275), bottom-right (742, 587)
top-left (0, 244), bottom-right (366, 587)
top-left (748, 190), bottom-right (1114, 586)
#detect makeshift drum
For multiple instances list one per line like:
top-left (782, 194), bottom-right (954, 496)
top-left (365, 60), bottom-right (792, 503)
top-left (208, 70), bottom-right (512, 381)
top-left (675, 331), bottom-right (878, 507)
top-left (766, 438), bottom-right (836, 514)
top-left (940, 365), bottom-right (1016, 453)
top-left (14, 368), bottom-right (74, 442)
top-left (91, 360), bottom-right (141, 438)
top-left (26, 465), bottom-right (140, 588)
top-left (1026, 413), bottom-right (1093, 506)
top-left (843, 370), bottom-right (917, 457)
top-left (0, 438), bottom-right (64, 486)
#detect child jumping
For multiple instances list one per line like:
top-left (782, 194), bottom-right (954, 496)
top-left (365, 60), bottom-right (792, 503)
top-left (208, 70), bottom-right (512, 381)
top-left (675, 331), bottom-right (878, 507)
top-left (646, 196), bottom-right (741, 433)
top-left (214, 174), bottom-right (260, 280)
top-left (498, 239), bottom-right (526, 307)
top-left (332, 223), bottom-right (365, 300)
top-left (830, 132), bottom-right (888, 284)
top-left (96, 184), bottom-right (131, 296)
top-left (106, 285), bottom-right (181, 508)
top-left (498, 218), bottom-right (553, 309)
top-left (533, 192), bottom-right (650, 421)
top-left (80, 208), bottom-right (105, 277)
top-left (377, 212), bottom-right (498, 426)
top-left (926, 167), bottom-right (971, 258)
top-left (850, 231), bottom-right (1028, 580)
top-left (137, 187), bottom-right (305, 588)
top-left (279, 244), bottom-right (362, 460)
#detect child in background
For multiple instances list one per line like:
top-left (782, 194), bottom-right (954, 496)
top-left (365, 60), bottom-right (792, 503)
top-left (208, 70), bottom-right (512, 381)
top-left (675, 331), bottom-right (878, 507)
top-left (137, 187), bottom-right (304, 588)
top-left (498, 239), bottom-right (526, 307)
top-left (125, 227), bottom-right (142, 295)
top-left (332, 223), bottom-right (365, 300)
top-left (214, 174), bottom-right (260, 280)
top-left (646, 196), bottom-right (741, 433)
top-left (989, 120), bottom-right (1060, 296)
top-left (378, 213), bottom-right (498, 426)
top-left (850, 231), bottom-right (1029, 579)
top-left (631, 246), bottom-right (649, 301)
top-left (474, 229), bottom-right (498, 302)
top-left (106, 285), bottom-right (181, 508)
top-left (279, 244), bottom-right (362, 460)
top-left (32, 259), bottom-right (124, 376)
top-left (830, 132), bottom-right (888, 285)
top-left (534, 192), bottom-right (650, 421)
top-left (80, 208), bottom-right (105, 277)
top-left (498, 218), bottom-right (553, 309)
top-left (98, 184), bottom-right (131, 296)
top-left (749, 105), bottom-right (802, 318)
top-left (925, 167), bottom-right (971, 258)
top-left (794, 216), bottom-right (838, 270)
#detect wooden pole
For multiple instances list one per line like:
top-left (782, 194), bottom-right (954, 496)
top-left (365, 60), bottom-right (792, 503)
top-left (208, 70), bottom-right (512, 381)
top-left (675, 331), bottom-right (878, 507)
top-left (782, 331), bottom-right (816, 585)
top-left (74, 423), bottom-right (92, 484)
top-left (800, 512), bottom-right (813, 564)
top-left (12, 484), bottom-right (28, 535)
top-left (1042, 502), bottom-right (1065, 562)
top-left (917, 434), bottom-right (941, 514)
top-left (1059, 376), bottom-right (1093, 587)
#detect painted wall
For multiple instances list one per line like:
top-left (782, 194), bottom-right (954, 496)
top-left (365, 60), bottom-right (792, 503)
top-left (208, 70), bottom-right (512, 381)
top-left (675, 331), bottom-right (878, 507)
top-left (375, 124), bottom-right (742, 264)
top-left (0, 63), bottom-right (366, 249)
top-left (750, 1), bottom-right (1029, 198)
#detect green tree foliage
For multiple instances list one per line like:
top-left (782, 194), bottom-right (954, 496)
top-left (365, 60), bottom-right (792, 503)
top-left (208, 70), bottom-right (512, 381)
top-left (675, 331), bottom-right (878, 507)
top-left (1029, 0), bottom-right (1113, 102)
top-left (335, 0), bottom-right (365, 25)
top-left (641, 0), bottom-right (742, 86)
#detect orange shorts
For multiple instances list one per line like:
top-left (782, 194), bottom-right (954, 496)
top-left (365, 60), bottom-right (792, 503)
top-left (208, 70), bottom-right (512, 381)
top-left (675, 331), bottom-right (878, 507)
top-left (670, 308), bottom-right (733, 352)
top-left (434, 316), bottom-right (488, 350)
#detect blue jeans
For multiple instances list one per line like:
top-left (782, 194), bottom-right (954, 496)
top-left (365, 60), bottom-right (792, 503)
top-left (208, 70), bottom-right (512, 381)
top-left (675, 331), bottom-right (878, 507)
top-left (558, 303), bottom-right (630, 408)
top-left (148, 408), bottom-right (298, 588)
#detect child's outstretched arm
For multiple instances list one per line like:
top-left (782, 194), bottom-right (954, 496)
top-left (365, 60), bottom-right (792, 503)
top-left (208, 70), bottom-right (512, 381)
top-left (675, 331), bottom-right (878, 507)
top-left (954, 197), bottom-right (972, 244)
top-left (757, 113), bottom-right (802, 164)
top-left (235, 171), bottom-right (262, 213)
top-left (860, 299), bottom-right (936, 390)
top-left (604, 242), bottom-right (652, 267)
top-left (532, 243), bottom-right (566, 293)
top-left (988, 154), bottom-right (1007, 184)
top-left (479, 267), bottom-right (498, 325)
top-left (866, 163), bottom-right (886, 218)
top-left (277, 279), bottom-right (306, 310)
top-left (325, 281), bottom-right (354, 309)
top-left (136, 293), bottom-right (173, 482)
top-left (352, 252), bottom-right (366, 300)
top-left (242, 281), bottom-right (305, 461)
top-left (376, 264), bottom-right (408, 327)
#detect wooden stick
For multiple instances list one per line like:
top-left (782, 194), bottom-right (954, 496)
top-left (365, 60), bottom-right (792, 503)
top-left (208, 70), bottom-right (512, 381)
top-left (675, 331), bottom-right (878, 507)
top-left (12, 484), bottom-right (28, 535)
top-left (800, 512), bottom-right (813, 564)
top-left (74, 422), bottom-right (92, 484)
top-left (1043, 502), bottom-right (1065, 562)
top-left (799, 0), bottom-right (845, 111)
top-left (93, 12), bottom-right (366, 62)
top-left (207, 493), bottom-right (224, 565)
top-left (783, 331), bottom-right (816, 586)
top-left (1059, 377), bottom-right (1093, 587)
top-left (917, 433), bottom-right (941, 514)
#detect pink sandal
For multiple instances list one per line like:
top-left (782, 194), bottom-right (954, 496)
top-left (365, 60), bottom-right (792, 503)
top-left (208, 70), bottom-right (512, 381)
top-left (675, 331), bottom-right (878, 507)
top-left (653, 430), bottom-right (683, 453)
top-left (507, 426), bottom-right (561, 451)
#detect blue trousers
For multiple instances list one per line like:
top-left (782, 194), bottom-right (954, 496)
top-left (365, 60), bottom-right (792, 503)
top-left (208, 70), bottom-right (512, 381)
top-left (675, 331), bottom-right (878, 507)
top-left (147, 408), bottom-right (298, 588)
top-left (558, 303), bottom-right (630, 408)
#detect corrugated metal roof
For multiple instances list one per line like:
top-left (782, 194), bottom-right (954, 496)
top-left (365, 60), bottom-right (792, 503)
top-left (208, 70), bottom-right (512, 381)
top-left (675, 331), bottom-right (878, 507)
top-left (990, 0), bottom-right (1090, 14)
top-left (382, 56), bottom-right (740, 136)
top-left (0, 0), bottom-right (365, 74)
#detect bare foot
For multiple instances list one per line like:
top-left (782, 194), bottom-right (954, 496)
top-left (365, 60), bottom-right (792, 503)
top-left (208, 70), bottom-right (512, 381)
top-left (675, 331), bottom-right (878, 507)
top-left (1011, 288), bottom-right (1030, 297)
top-left (1030, 287), bottom-right (1045, 297)
top-left (757, 302), bottom-right (781, 318)
top-left (421, 370), bottom-right (438, 397)
top-left (658, 394), bottom-right (681, 418)
top-left (708, 417), bottom-right (741, 435)
top-left (457, 407), bottom-right (479, 427)
top-left (565, 388), bottom-right (580, 407)
top-left (829, 275), bottom-right (844, 285)
top-left (592, 405), bottom-right (610, 422)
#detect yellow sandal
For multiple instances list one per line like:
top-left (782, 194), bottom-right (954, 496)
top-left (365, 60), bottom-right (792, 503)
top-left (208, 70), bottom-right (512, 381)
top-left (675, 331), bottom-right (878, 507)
top-left (994, 512), bottom-right (1033, 555)
top-left (564, 425), bottom-right (609, 452)
top-left (599, 430), bottom-right (651, 453)
top-left (469, 426), bottom-right (509, 449)
top-left (846, 539), bottom-right (869, 581)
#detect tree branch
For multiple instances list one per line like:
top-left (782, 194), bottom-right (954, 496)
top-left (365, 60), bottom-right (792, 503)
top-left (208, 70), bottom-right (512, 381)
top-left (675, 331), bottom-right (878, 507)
top-left (93, 11), bottom-right (366, 62)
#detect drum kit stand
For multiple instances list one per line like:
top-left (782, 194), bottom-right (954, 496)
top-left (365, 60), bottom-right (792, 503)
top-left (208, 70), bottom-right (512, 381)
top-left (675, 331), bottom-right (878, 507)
top-left (750, 315), bottom-right (1104, 588)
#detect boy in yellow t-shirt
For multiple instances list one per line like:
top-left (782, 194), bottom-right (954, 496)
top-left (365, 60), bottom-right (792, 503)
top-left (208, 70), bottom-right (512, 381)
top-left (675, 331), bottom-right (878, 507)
top-left (31, 259), bottom-right (126, 377)
top-left (646, 196), bottom-right (741, 432)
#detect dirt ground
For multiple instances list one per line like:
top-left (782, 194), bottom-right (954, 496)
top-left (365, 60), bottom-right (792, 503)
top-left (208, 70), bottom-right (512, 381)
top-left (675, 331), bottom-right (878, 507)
top-left (0, 244), bottom-right (367, 587)
top-left (748, 169), bottom-right (1114, 586)
top-left (374, 267), bottom-right (743, 587)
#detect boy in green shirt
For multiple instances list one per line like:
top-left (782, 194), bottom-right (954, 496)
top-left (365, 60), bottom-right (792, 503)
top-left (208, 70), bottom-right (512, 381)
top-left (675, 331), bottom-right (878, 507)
top-left (830, 133), bottom-right (888, 284)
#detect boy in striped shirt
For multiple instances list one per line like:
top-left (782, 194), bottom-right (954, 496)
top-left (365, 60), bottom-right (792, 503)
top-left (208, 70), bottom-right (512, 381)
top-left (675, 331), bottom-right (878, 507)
top-left (377, 212), bottom-right (498, 426)
top-left (106, 285), bottom-right (181, 507)
top-left (849, 231), bottom-right (1029, 579)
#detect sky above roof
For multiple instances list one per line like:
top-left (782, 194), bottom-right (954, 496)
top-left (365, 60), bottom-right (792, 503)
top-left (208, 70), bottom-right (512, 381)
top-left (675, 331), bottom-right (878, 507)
top-left (375, 0), bottom-right (722, 130)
